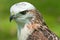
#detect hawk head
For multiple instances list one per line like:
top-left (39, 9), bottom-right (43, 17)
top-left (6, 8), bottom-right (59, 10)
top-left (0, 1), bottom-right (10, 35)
top-left (10, 2), bottom-right (36, 24)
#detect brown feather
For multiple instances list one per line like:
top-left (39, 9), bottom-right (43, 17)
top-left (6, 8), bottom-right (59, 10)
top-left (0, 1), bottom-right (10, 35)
top-left (26, 10), bottom-right (59, 40)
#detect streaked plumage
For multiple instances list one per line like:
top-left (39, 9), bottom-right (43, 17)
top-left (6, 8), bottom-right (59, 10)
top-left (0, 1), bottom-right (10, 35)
top-left (10, 2), bottom-right (60, 40)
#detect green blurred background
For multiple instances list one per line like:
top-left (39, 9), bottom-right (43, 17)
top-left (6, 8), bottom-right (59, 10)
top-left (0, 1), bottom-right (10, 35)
top-left (0, 0), bottom-right (60, 40)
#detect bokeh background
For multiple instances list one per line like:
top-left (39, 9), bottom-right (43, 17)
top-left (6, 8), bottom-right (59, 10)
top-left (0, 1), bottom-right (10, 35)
top-left (0, 0), bottom-right (60, 40)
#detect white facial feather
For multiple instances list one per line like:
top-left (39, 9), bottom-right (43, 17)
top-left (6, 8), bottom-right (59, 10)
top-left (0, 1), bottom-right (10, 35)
top-left (10, 2), bottom-right (35, 15)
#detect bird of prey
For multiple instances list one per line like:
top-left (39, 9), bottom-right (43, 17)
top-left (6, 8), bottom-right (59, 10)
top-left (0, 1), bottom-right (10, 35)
top-left (10, 2), bottom-right (60, 40)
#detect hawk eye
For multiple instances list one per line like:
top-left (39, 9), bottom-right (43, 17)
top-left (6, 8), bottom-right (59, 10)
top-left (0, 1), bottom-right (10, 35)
top-left (20, 11), bottom-right (27, 15)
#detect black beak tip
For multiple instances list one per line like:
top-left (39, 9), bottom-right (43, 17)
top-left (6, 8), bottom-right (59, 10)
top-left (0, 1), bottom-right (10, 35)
top-left (10, 16), bottom-right (13, 22)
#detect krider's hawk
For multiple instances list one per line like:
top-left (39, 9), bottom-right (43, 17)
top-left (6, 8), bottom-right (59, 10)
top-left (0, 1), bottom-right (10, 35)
top-left (10, 2), bottom-right (60, 40)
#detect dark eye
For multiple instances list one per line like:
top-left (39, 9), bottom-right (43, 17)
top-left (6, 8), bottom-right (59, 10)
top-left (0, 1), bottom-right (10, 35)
top-left (20, 11), bottom-right (27, 15)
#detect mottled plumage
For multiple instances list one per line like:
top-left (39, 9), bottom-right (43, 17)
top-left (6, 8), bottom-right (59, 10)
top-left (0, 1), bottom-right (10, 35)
top-left (26, 10), bottom-right (59, 40)
top-left (10, 2), bottom-right (60, 40)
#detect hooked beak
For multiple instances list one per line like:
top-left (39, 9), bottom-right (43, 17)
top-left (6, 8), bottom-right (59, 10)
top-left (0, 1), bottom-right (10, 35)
top-left (10, 15), bottom-right (14, 22)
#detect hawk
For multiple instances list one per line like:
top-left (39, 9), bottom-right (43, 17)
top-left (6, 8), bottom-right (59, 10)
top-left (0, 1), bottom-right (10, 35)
top-left (10, 2), bottom-right (60, 40)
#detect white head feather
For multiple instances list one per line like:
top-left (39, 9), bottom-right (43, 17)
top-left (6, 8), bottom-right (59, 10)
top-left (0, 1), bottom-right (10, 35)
top-left (10, 2), bottom-right (36, 23)
top-left (10, 2), bottom-right (35, 15)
